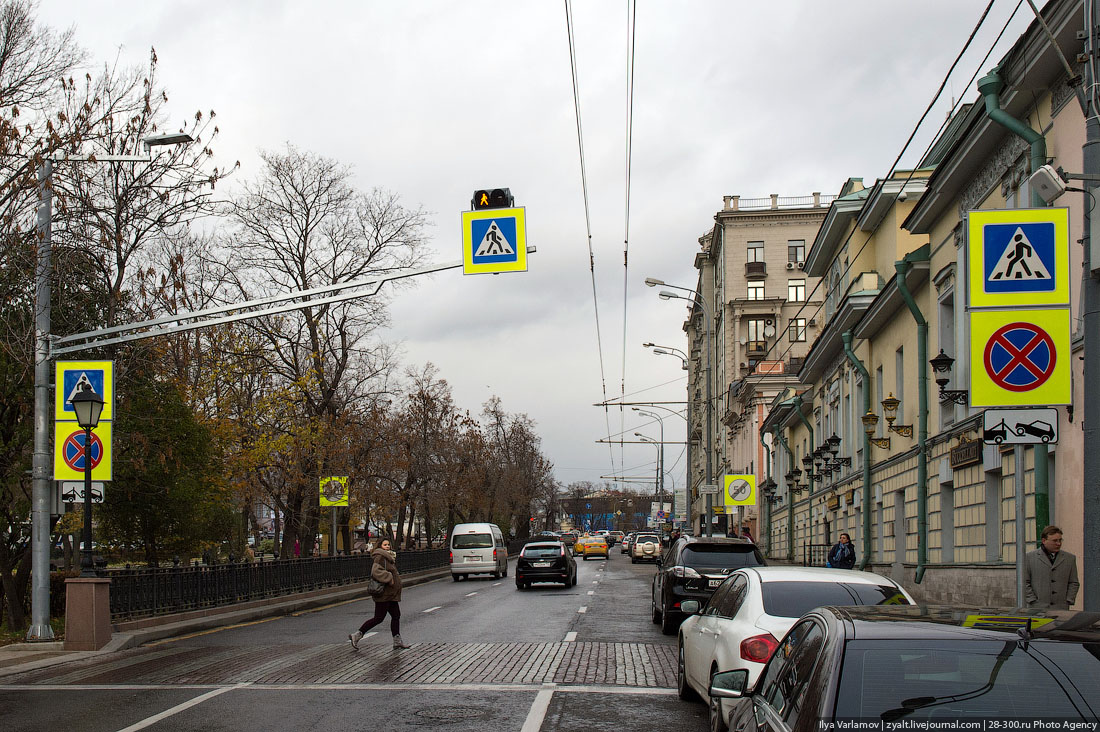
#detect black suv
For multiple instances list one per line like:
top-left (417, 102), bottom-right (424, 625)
top-left (515, 541), bottom-right (577, 589)
top-left (651, 536), bottom-right (764, 634)
top-left (711, 606), bottom-right (1100, 732)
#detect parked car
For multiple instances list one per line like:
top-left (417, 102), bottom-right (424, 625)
top-left (631, 533), bottom-right (662, 563)
top-left (676, 566), bottom-right (916, 727)
top-left (580, 535), bottom-right (610, 560)
top-left (652, 536), bottom-right (765, 635)
top-left (515, 541), bottom-right (577, 589)
top-left (710, 606), bottom-right (1100, 732)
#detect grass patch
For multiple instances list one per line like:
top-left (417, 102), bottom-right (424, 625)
top-left (0, 618), bottom-right (65, 647)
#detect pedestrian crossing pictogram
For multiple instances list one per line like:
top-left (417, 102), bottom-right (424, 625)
top-left (474, 221), bottom-right (515, 257)
top-left (988, 226), bottom-right (1050, 282)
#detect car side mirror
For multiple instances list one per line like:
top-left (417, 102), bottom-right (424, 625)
top-left (709, 669), bottom-right (749, 699)
top-left (681, 600), bottom-right (701, 614)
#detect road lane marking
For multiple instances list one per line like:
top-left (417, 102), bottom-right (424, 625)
top-left (422, 606), bottom-right (443, 613)
top-left (492, 582), bottom-right (502, 586)
top-left (592, 581), bottom-right (598, 584)
top-left (563, 632), bottom-right (577, 642)
top-left (587, 590), bottom-right (594, 595)
top-left (578, 606), bottom-right (587, 613)
top-left (8, 683), bottom-right (679, 694)
top-left (113, 684), bottom-right (244, 732)
top-left (521, 688), bottom-right (555, 732)
top-left (465, 592), bottom-right (478, 597)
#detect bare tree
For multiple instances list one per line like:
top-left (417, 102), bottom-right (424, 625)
top-left (228, 144), bottom-right (428, 555)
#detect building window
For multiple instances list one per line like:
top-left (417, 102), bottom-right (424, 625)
top-left (746, 318), bottom-right (766, 341)
top-left (747, 241), bottom-right (764, 263)
top-left (788, 318), bottom-right (807, 342)
top-left (787, 279), bottom-right (806, 302)
top-left (747, 283), bottom-right (765, 300)
top-left (788, 240), bottom-right (805, 263)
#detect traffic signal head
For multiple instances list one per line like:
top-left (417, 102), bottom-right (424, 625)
top-left (472, 188), bottom-right (514, 210)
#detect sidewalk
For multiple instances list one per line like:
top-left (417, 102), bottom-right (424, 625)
top-left (0, 565), bottom-right (452, 679)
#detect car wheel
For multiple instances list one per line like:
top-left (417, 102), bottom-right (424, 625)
top-left (652, 600), bottom-right (662, 624)
top-left (708, 671), bottom-right (729, 732)
top-left (502, 564), bottom-right (508, 578)
top-left (516, 581), bottom-right (524, 590)
top-left (492, 571), bottom-right (500, 579)
top-left (677, 641), bottom-right (699, 701)
top-left (661, 610), bottom-right (679, 635)
top-left (631, 557), bottom-right (637, 564)
top-left (452, 574), bottom-right (460, 582)
top-left (571, 573), bottom-right (578, 586)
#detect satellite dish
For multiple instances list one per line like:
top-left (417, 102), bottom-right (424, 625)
top-left (764, 325), bottom-right (776, 338)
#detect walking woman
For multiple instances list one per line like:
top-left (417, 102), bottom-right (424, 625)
top-left (827, 533), bottom-right (856, 569)
top-left (349, 538), bottom-right (411, 649)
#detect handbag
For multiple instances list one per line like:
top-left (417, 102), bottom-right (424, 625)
top-left (368, 575), bottom-right (385, 597)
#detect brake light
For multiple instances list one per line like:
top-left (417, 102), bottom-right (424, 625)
top-left (671, 565), bottom-right (701, 579)
top-left (740, 633), bottom-right (779, 663)
top-left (560, 546), bottom-right (565, 557)
top-left (449, 551), bottom-right (453, 563)
top-left (493, 548), bottom-right (498, 559)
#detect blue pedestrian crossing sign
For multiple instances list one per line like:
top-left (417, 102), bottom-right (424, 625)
top-left (462, 207), bottom-right (527, 275)
top-left (968, 208), bottom-right (1069, 308)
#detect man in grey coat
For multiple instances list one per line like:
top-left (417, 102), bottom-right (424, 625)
top-left (1023, 525), bottom-right (1080, 609)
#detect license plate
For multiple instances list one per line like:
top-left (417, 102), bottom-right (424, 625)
top-left (532, 562), bottom-right (551, 567)
top-left (464, 555), bottom-right (481, 562)
top-left (708, 579), bottom-right (722, 588)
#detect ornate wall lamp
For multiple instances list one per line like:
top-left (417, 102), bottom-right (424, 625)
top-left (862, 411), bottom-right (892, 450)
top-left (880, 394), bottom-right (913, 437)
top-left (929, 349), bottom-right (968, 405)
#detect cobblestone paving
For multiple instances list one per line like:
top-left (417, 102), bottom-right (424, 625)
top-left (0, 641), bottom-right (676, 688)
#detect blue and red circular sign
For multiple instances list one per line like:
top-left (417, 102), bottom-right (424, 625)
top-left (983, 322), bottom-right (1056, 392)
top-left (62, 431), bottom-right (103, 471)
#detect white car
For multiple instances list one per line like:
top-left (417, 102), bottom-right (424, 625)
top-left (630, 534), bottom-right (662, 563)
top-left (676, 566), bottom-right (915, 731)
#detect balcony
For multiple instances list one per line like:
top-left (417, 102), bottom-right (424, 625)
top-left (746, 340), bottom-right (767, 357)
top-left (745, 261), bottom-right (766, 279)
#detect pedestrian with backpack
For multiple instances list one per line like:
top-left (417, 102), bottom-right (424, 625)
top-left (349, 538), bottom-right (411, 650)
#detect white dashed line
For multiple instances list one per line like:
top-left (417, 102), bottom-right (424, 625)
top-left (563, 631), bottom-right (578, 642)
top-left (465, 592), bottom-right (478, 597)
top-left (578, 606), bottom-right (587, 613)
top-left (423, 606), bottom-right (443, 613)
top-left (492, 582), bottom-right (502, 586)
top-left (587, 590), bottom-right (594, 595)
top-left (592, 581), bottom-right (598, 584)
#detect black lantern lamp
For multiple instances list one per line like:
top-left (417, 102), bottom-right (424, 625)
top-left (826, 434), bottom-right (841, 455)
top-left (70, 388), bottom-right (105, 578)
top-left (930, 349), bottom-right (968, 405)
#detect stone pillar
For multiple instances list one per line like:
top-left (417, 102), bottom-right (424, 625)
top-left (64, 577), bottom-right (112, 651)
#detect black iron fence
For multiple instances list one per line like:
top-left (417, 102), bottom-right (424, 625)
top-left (99, 540), bottom-right (530, 621)
top-left (802, 543), bottom-right (831, 567)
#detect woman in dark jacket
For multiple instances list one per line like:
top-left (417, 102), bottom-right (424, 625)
top-left (827, 533), bottom-right (856, 569)
top-left (349, 539), bottom-right (411, 649)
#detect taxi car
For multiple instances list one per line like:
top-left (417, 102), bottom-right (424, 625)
top-left (579, 535), bottom-right (610, 560)
top-left (709, 606), bottom-right (1100, 732)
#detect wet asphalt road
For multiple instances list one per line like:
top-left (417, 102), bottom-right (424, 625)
top-left (1, 547), bottom-right (711, 731)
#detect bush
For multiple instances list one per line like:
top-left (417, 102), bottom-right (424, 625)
top-left (259, 539), bottom-right (274, 555)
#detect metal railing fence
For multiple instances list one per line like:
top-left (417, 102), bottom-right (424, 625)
top-left (802, 543), bottom-right (831, 567)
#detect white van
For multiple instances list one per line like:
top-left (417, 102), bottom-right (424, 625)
top-left (450, 523), bottom-right (508, 581)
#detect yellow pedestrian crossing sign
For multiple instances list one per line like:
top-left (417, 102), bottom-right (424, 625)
top-left (319, 476), bottom-right (349, 506)
top-left (462, 207), bottom-right (527, 275)
top-left (968, 208), bottom-right (1069, 308)
top-left (55, 360), bottom-right (114, 422)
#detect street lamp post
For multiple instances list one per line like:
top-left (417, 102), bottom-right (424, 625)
top-left (643, 344), bottom-right (691, 530)
top-left (648, 278), bottom-right (713, 536)
top-left (636, 433), bottom-right (661, 527)
top-left (28, 133), bottom-right (194, 640)
top-left (69, 389), bottom-right (105, 578)
top-left (633, 406), bottom-right (666, 512)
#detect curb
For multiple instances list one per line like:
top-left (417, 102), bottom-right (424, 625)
top-left (0, 565), bottom-right (453, 679)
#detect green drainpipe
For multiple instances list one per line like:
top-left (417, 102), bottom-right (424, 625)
top-left (776, 430), bottom-right (796, 562)
top-left (896, 252), bottom-right (929, 583)
top-left (842, 330), bottom-right (873, 570)
top-left (978, 65), bottom-right (1050, 538)
top-left (760, 428), bottom-right (772, 557)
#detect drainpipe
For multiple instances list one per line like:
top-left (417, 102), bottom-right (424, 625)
top-left (896, 253), bottom-right (929, 583)
top-left (793, 395), bottom-right (815, 558)
top-left (978, 66), bottom-right (1052, 539)
top-left (760, 428), bottom-right (772, 557)
top-left (776, 430), bottom-right (796, 562)
top-left (842, 330), bottom-right (873, 570)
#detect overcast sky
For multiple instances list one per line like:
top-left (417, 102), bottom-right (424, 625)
top-left (37, 1), bottom-right (1038, 495)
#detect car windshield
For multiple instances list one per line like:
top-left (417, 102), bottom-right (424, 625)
top-left (760, 582), bottom-right (910, 617)
top-left (522, 545), bottom-right (562, 558)
top-left (835, 640), bottom-right (1100, 719)
top-left (680, 544), bottom-right (760, 569)
top-left (453, 533), bottom-right (493, 549)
